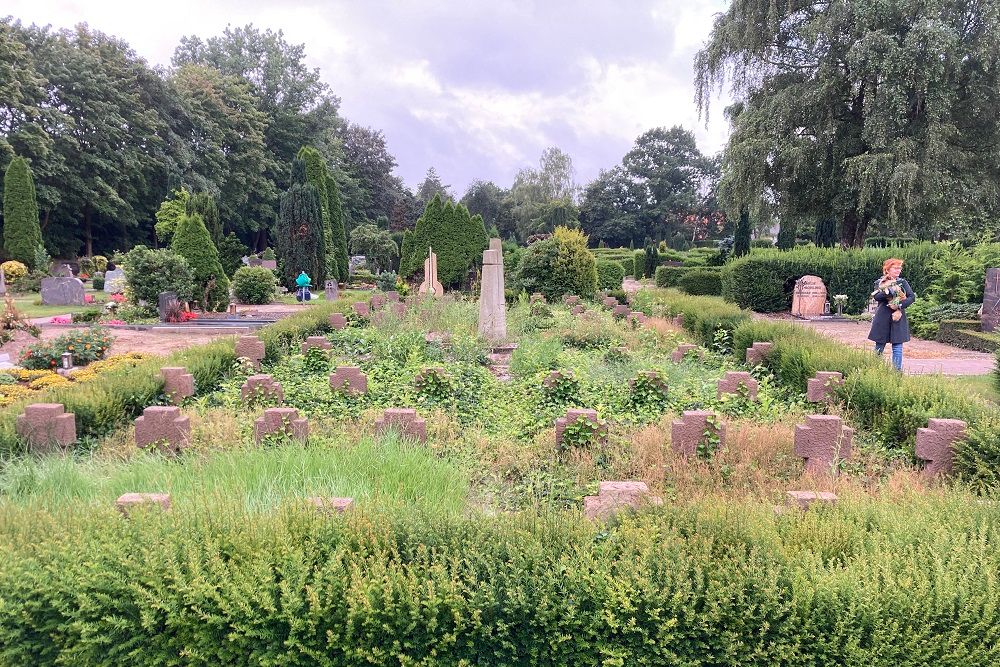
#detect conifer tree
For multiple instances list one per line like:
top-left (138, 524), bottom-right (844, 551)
top-left (186, 192), bottom-right (223, 247)
top-left (401, 194), bottom-right (487, 287)
top-left (777, 217), bottom-right (797, 250)
top-left (276, 158), bottom-right (325, 288)
top-left (326, 172), bottom-right (349, 282)
top-left (2, 157), bottom-right (43, 268)
top-left (297, 146), bottom-right (334, 278)
top-left (733, 210), bottom-right (752, 257)
top-left (814, 217), bottom-right (838, 248)
top-left (171, 212), bottom-right (231, 310)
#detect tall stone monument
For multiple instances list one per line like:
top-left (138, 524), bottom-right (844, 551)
top-left (478, 240), bottom-right (507, 341)
top-left (418, 247), bottom-right (444, 296)
top-left (982, 268), bottom-right (1000, 332)
top-left (791, 275), bottom-right (827, 318)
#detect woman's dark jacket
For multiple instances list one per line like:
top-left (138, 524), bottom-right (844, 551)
top-left (867, 277), bottom-right (915, 345)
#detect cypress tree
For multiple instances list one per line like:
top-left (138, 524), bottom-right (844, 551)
top-left (171, 212), bottom-right (231, 310)
top-left (297, 147), bottom-right (334, 278)
top-left (814, 217), bottom-right (838, 248)
top-left (733, 210), bottom-right (752, 257)
top-left (777, 217), bottom-right (797, 250)
top-left (401, 194), bottom-right (487, 287)
top-left (326, 172), bottom-right (350, 282)
top-left (2, 157), bottom-right (43, 269)
top-left (276, 158), bottom-right (325, 288)
top-left (186, 192), bottom-right (222, 247)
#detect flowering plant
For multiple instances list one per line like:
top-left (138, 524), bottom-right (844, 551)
top-left (180, 311), bottom-right (198, 322)
top-left (50, 316), bottom-right (72, 325)
top-left (84, 294), bottom-right (95, 304)
top-left (875, 278), bottom-right (907, 322)
top-left (833, 294), bottom-right (848, 305)
top-left (110, 293), bottom-right (126, 303)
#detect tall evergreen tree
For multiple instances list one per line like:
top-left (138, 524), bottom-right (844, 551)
top-left (733, 210), bottom-right (752, 258)
top-left (776, 217), bottom-right (797, 250)
top-left (276, 158), bottom-right (324, 288)
top-left (171, 212), bottom-right (230, 310)
top-left (401, 194), bottom-right (487, 287)
top-left (2, 156), bottom-right (42, 268)
top-left (296, 146), bottom-right (334, 278)
top-left (326, 172), bottom-right (350, 282)
top-left (186, 192), bottom-right (222, 246)
top-left (814, 217), bottom-right (838, 248)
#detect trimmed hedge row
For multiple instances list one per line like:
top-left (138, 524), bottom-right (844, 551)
top-left (2, 499), bottom-right (999, 665)
top-left (595, 259), bottom-right (626, 291)
top-left (721, 244), bottom-right (943, 313)
top-left (936, 320), bottom-right (1000, 353)
top-left (655, 266), bottom-right (722, 295)
top-left (631, 288), bottom-right (750, 345)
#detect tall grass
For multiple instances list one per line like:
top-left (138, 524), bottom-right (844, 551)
top-left (0, 433), bottom-right (469, 514)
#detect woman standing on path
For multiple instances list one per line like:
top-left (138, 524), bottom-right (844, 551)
top-left (868, 258), bottom-right (915, 371)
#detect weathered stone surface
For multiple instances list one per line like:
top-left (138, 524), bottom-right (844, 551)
top-left (555, 408), bottom-right (607, 449)
top-left (103, 268), bottom-right (125, 293)
top-left (116, 493), bottom-right (171, 516)
top-left (40, 277), bottom-right (85, 306)
top-left (324, 280), bottom-right (339, 301)
top-left (370, 293), bottom-right (387, 310)
top-left (418, 249), bottom-right (444, 296)
top-left (717, 371), bottom-right (758, 400)
top-left (161, 367), bottom-right (194, 405)
top-left (330, 367), bottom-right (368, 395)
top-left (563, 295), bottom-right (581, 306)
top-left (254, 407), bottom-right (309, 444)
top-left (627, 311), bottom-right (647, 325)
top-left (135, 406), bottom-right (190, 454)
top-left (386, 291), bottom-right (401, 303)
top-left (391, 302), bottom-right (407, 317)
top-left (612, 304), bottom-right (630, 319)
top-left (352, 301), bottom-right (371, 318)
top-left (806, 371), bottom-right (844, 403)
top-left (603, 296), bottom-right (618, 308)
top-left (15, 403), bottom-right (76, 454)
top-left (794, 415), bottom-right (854, 474)
top-left (425, 331), bottom-right (452, 347)
top-left (791, 275), bottom-right (827, 317)
top-left (983, 268), bottom-right (1000, 332)
top-left (261, 259), bottom-right (278, 271)
top-left (672, 314), bottom-right (684, 327)
top-left (300, 336), bottom-right (332, 354)
top-left (530, 292), bottom-right (546, 304)
top-left (241, 374), bottom-right (284, 405)
top-left (915, 418), bottom-right (967, 476)
top-left (235, 336), bottom-right (266, 370)
top-left (583, 481), bottom-right (663, 520)
top-left (375, 408), bottom-right (427, 441)
top-left (671, 410), bottom-right (726, 457)
top-left (671, 344), bottom-right (700, 363)
top-left (329, 313), bottom-right (348, 330)
top-left (157, 291), bottom-right (179, 321)
top-left (571, 305), bottom-right (585, 315)
top-left (305, 496), bottom-right (354, 513)
top-left (786, 490), bottom-right (838, 510)
top-left (745, 342), bottom-right (774, 366)
top-left (478, 245), bottom-right (507, 342)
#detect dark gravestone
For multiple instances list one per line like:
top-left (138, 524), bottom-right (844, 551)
top-left (261, 259), bottom-right (277, 270)
top-left (40, 277), bottom-right (85, 306)
top-left (982, 268), bottom-right (1000, 332)
top-left (158, 292), bottom-right (179, 322)
top-left (325, 280), bottom-right (339, 301)
top-left (248, 257), bottom-right (264, 267)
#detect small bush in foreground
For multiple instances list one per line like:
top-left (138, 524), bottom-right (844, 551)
top-left (232, 266), bottom-right (277, 304)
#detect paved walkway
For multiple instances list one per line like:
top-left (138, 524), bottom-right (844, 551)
top-left (768, 316), bottom-right (994, 376)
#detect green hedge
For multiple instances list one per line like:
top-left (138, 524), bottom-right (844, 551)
top-left (936, 320), bottom-right (1000, 353)
top-left (595, 259), bottom-right (626, 291)
top-left (721, 244), bottom-right (943, 313)
top-left (2, 499), bottom-right (999, 665)
top-left (632, 288), bottom-right (750, 345)
top-left (655, 266), bottom-right (723, 295)
top-left (731, 317), bottom-right (1000, 487)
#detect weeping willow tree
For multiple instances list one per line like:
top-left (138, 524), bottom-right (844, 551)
top-left (696, 0), bottom-right (1000, 246)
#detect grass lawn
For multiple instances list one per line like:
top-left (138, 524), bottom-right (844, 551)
top-left (4, 292), bottom-right (104, 319)
top-left (946, 374), bottom-right (999, 403)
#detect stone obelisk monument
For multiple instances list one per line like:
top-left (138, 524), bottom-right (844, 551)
top-left (478, 239), bottom-right (506, 341)
top-left (418, 247), bottom-right (444, 296)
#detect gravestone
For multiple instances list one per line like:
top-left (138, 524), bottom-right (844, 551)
top-left (40, 277), bottom-right (85, 306)
top-left (554, 409), bottom-right (607, 449)
top-left (791, 275), bottom-right (827, 317)
top-left (325, 280), bottom-right (339, 301)
top-left (982, 268), bottom-right (1000, 332)
top-left (261, 259), bottom-right (277, 270)
top-left (235, 335), bottom-right (266, 370)
top-left (571, 305), bottom-right (585, 315)
top-left (786, 491), bottom-right (838, 510)
top-left (353, 301), bottom-right (370, 318)
top-left (745, 342), bottom-right (774, 366)
top-left (478, 243), bottom-right (507, 342)
top-left (583, 481), bottom-right (663, 521)
top-left (370, 293), bottom-right (387, 310)
top-left (300, 336), bottom-right (332, 354)
top-left (248, 257), bottom-right (263, 267)
top-left (671, 344), bottom-right (700, 363)
top-left (375, 408), bottom-right (427, 441)
top-left (915, 418), bottom-right (967, 476)
top-left (306, 496), bottom-right (355, 513)
top-left (612, 304), bottom-right (630, 319)
top-left (0, 267), bottom-right (6, 295)
top-left (418, 248), bottom-right (444, 296)
top-left (104, 268), bottom-right (126, 293)
top-left (717, 371), bottom-right (758, 400)
top-left (134, 406), bottom-right (190, 455)
top-left (672, 314), bottom-right (684, 327)
top-left (157, 291), bottom-right (179, 322)
top-left (806, 371), bottom-right (843, 403)
top-left (161, 367), bottom-right (195, 405)
top-left (15, 403), bottom-right (77, 454)
top-left (603, 296), bottom-right (618, 308)
top-left (329, 313), bottom-right (348, 330)
top-left (116, 493), bottom-right (171, 516)
top-left (329, 367), bottom-right (368, 395)
top-left (240, 374), bottom-right (284, 405)
top-left (391, 302), bottom-right (407, 317)
top-left (627, 311), bottom-right (647, 325)
top-left (254, 407), bottom-right (309, 444)
top-left (794, 415), bottom-right (853, 474)
top-left (671, 410), bottom-right (726, 457)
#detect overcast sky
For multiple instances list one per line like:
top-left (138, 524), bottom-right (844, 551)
top-left (6, 0), bottom-right (732, 195)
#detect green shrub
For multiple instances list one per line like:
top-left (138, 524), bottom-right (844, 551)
top-left (399, 194), bottom-right (488, 287)
top-left (93, 255), bottom-right (108, 273)
top-left (721, 244), bottom-right (942, 313)
top-left (677, 269), bottom-right (722, 296)
top-left (218, 232), bottom-right (250, 278)
top-left (0, 260), bottom-right (27, 283)
top-left (231, 266), bottom-right (277, 305)
top-left (865, 236), bottom-right (920, 247)
top-left (632, 249), bottom-right (645, 279)
top-left (936, 320), bottom-right (1000, 353)
top-left (120, 246), bottom-right (196, 308)
top-left (171, 212), bottom-right (230, 311)
top-left (91, 273), bottom-right (105, 291)
top-left (595, 260), bottom-right (625, 291)
top-left (632, 288), bottom-right (750, 345)
top-left (375, 271), bottom-right (398, 293)
top-left (2, 157), bottom-right (43, 268)
top-left (515, 227), bottom-right (598, 301)
top-left (20, 328), bottom-right (113, 370)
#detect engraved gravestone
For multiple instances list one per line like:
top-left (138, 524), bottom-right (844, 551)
top-left (157, 291), bottom-right (179, 321)
top-left (104, 268), bottom-right (126, 293)
top-left (325, 279), bottom-right (339, 301)
top-left (791, 275), bottom-right (827, 317)
top-left (40, 277), bottom-right (85, 306)
top-left (982, 268), bottom-right (1000, 332)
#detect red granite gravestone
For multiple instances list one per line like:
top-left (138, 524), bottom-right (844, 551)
top-left (745, 342), bottom-right (774, 366)
top-left (627, 311), bottom-right (647, 325)
top-left (915, 418), bottom-right (967, 476)
top-left (671, 410), bottom-right (726, 457)
top-left (375, 408), bottom-right (427, 441)
top-left (583, 481), bottom-right (663, 520)
top-left (612, 304), bottom-right (630, 318)
top-left (717, 371), bottom-right (758, 400)
top-left (15, 403), bottom-right (76, 454)
top-left (806, 371), bottom-right (843, 403)
top-left (794, 415), bottom-right (854, 474)
top-left (116, 492), bottom-right (171, 516)
top-left (571, 305), bottom-right (585, 315)
top-left (603, 296), bottom-right (618, 308)
top-left (305, 496), bottom-right (354, 513)
top-left (563, 295), bottom-right (581, 306)
top-left (554, 409), bottom-right (607, 449)
top-left (671, 344), bottom-right (700, 363)
top-left (300, 336), bottom-right (332, 354)
top-left (241, 374), bottom-right (284, 405)
top-left (235, 335), bottom-right (266, 370)
top-left (329, 313), bottom-right (348, 330)
top-left (254, 407), bottom-right (309, 444)
top-left (370, 293), bottom-right (387, 310)
top-left (135, 406), bottom-right (190, 454)
top-left (329, 367), bottom-right (367, 395)
top-left (352, 301), bottom-right (371, 318)
top-left (160, 367), bottom-right (194, 405)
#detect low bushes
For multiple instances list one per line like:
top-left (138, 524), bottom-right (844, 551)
top-left (515, 227), bottom-right (598, 301)
top-left (2, 498), bottom-right (999, 664)
top-left (20, 327), bottom-right (113, 370)
top-left (677, 268), bottom-right (722, 295)
top-left (232, 266), bottom-right (278, 304)
top-left (721, 244), bottom-right (942, 313)
top-left (120, 245), bottom-right (196, 309)
top-left (595, 259), bottom-right (625, 291)
top-left (632, 288), bottom-right (750, 345)
top-left (936, 320), bottom-right (1000, 353)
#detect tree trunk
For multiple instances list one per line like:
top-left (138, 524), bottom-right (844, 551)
top-left (83, 207), bottom-right (93, 257)
top-left (841, 209), bottom-right (859, 248)
top-left (41, 209), bottom-right (50, 231)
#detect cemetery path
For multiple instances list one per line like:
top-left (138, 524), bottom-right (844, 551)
top-left (1, 326), bottom-right (234, 362)
top-left (764, 315), bottom-right (994, 375)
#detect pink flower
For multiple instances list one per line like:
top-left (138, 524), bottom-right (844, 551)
top-left (50, 316), bottom-right (71, 324)
top-left (84, 294), bottom-right (95, 303)
top-left (105, 319), bottom-right (125, 326)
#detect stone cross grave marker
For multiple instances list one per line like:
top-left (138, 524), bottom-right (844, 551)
top-left (583, 481), bottom-right (663, 520)
top-left (134, 406), bottom-right (190, 455)
top-left (329, 367), bottom-right (368, 395)
top-left (375, 408), bottom-right (427, 441)
top-left (254, 407), bottom-right (309, 444)
top-left (915, 418), bottom-right (967, 476)
top-left (671, 410), bottom-right (725, 457)
top-left (16, 403), bottom-right (76, 454)
top-left (794, 415), bottom-right (853, 474)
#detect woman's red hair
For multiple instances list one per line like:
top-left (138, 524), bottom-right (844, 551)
top-left (883, 258), bottom-right (904, 275)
